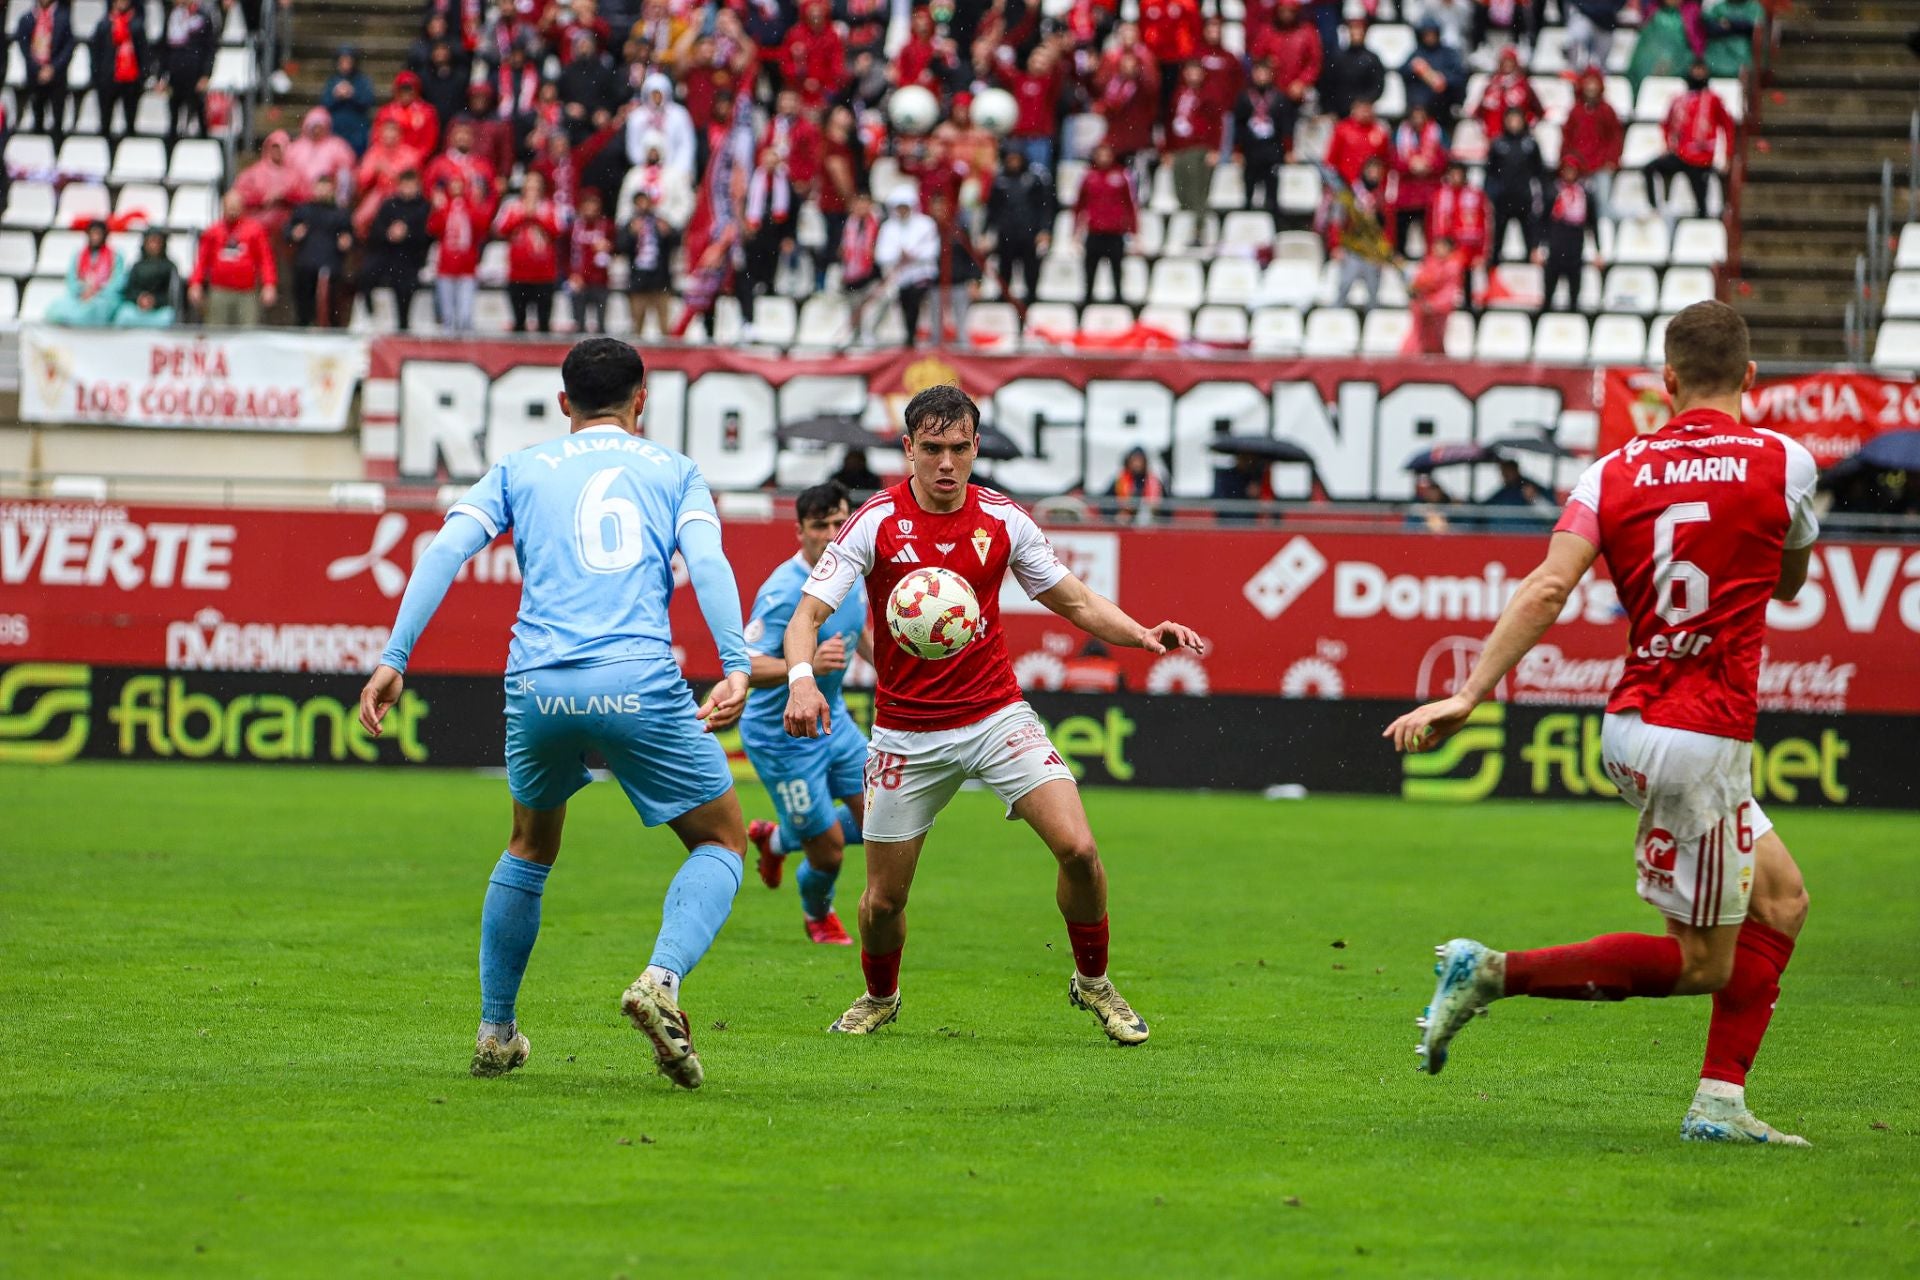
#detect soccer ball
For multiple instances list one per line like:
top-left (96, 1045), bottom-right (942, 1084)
top-left (970, 87), bottom-right (1018, 136)
top-left (885, 566), bottom-right (981, 661)
top-left (887, 85), bottom-right (941, 137)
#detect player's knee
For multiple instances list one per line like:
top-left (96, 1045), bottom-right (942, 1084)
top-left (1679, 951), bottom-right (1736, 995)
top-left (861, 882), bottom-right (908, 919)
top-left (803, 827), bottom-right (846, 872)
top-left (1751, 880), bottom-right (1809, 937)
top-left (1051, 833), bottom-right (1101, 875)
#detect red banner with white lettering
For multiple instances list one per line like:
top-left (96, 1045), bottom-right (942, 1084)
top-left (1600, 367), bottom-right (1920, 467)
top-left (4, 499), bottom-right (1912, 714)
top-left (362, 338), bottom-right (1602, 502)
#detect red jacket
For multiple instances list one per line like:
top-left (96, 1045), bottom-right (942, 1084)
top-left (1250, 21), bottom-right (1320, 96)
top-left (494, 199), bottom-right (561, 282)
top-left (764, 113), bottom-right (822, 189)
top-left (1163, 85), bottom-right (1222, 153)
top-left (192, 216), bottom-right (277, 291)
top-left (1664, 89), bottom-right (1734, 168)
top-left (375, 99), bottom-right (440, 158)
top-left (427, 191), bottom-right (493, 276)
top-left (1325, 117), bottom-right (1389, 186)
top-left (1076, 164), bottom-right (1137, 235)
top-left (776, 12), bottom-right (846, 103)
top-left (1139, 0), bottom-right (1202, 66)
top-left (1562, 99), bottom-right (1624, 175)
top-left (1193, 40), bottom-right (1243, 112)
top-left (1427, 183), bottom-right (1490, 263)
top-left (1387, 117), bottom-right (1447, 211)
top-left (1473, 71), bottom-right (1544, 139)
top-left (998, 63), bottom-right (1063, 140)
top-left (566, 212), bottom-right (615, 287)
top-left (1094, 49), bottom-right (1160, 156)
top-left (423, 148), bottom-right (498, 205)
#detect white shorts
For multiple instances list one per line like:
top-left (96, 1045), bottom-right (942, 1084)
top-left (862, 701), bottom-right (1077, 842)
top-left (1601, 711), bottom-right (1772, 928)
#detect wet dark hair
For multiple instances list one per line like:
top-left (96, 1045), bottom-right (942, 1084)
top-left (795, 480), bottom-right (851, 523)
top-left (902, 384), bottom-right (980, 438)
top-left (1664, 300), bottom-right (1751, 397)
top-left (561, 338), bottom-right (647, 416)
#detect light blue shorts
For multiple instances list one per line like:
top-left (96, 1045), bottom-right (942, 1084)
top-left (740, 711), bottom-right (867, 840)
top-left (504, 659), bottom-right (732, 825)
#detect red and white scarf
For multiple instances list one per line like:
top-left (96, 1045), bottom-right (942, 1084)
top-left (746, 163), bottom-right (791, 228)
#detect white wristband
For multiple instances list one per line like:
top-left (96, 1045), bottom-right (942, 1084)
top-left (787, 662), bottom-right (815, 685)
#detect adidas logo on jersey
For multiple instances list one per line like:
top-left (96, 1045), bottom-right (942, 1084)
top-left (890, 545), bottom-right (921, 564)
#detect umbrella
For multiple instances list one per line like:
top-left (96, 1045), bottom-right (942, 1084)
top-left (974, 425), bottom-right (1023, 461)
top-left (776, 415), bottom-right (880, 448)
top-left (1208, 437), bottom-right (1317, 465)
top-left (1405, 442), bottom-right (1497, 472)
top-left (1489, 433), bottom-right (1581, 459)
top-left (1854, 429), bottom-right (1920, 472)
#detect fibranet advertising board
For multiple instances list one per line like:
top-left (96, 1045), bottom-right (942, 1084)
top-left (2, 666), bottom-right (1912, 810)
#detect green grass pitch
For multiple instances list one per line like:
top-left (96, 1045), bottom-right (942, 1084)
top-left (2, 762), bottom-right (1917, 1278)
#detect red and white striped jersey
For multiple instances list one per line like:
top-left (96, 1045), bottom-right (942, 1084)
top-left (1555, 407), bottom-right (1819, 741)
top-left (804, 480), bottom-right (1069, 731)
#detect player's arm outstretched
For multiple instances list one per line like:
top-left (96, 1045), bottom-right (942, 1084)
top-left (677, 513), bottom-right (753, 732)
top-left (1384, 531), bottom-right (1599, 753)
top-left (359, 512), bottom-right (496, 737)
top-left (782, 594), bottom-right (837, 738)
top-left (1034, 574), bottom-right (1208, 657)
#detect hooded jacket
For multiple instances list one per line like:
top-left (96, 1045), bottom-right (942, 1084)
top-left (286, 108), bottom-right (359, 196)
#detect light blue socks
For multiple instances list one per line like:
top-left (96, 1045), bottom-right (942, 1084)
top-left (773, 802), bottom-right (863, 855)
top-left (648, 844), bottom-right (744, 978)
top-left (796, 859), bottom-right (837, 922)
top-left (479, 852), bottom-right (550, 1023)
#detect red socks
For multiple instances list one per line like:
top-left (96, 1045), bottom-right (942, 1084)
top-left (1066, 916), bottom-right (1109, 978)
top-left (860, 947), bottom-right (902, 999)
top-left (1504, 932), bottom-right (1684, 1001)
top-left (1702, 919), bottom-right (1796, 1086)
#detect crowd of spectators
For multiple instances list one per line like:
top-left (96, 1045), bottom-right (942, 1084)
top-left (37, 0), bottom-right (1759, 339)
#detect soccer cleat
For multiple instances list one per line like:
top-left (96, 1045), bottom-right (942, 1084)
top-left (828, 991), bottom-right (901, 1034)
top-left (804, 912), bottom-right (853, 945)
top-left (748, 820), bottom-right (783, 889)
top-left (470, 1029), bottom-right (530, 1078)
top-left (1416, 939), bottom-right (1503, 1075)
top-left (1068, 974), bottom-right (1150, 1046)
top-left (1680, 1096), bottom-right (1812, 1147)
top-left (619, 976), bottom-right (704, 1089)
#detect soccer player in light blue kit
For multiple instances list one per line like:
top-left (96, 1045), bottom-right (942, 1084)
top-left (739, 480), bottom-right (872, 945)
top-left (356, 339), bottom-right (751, 1091)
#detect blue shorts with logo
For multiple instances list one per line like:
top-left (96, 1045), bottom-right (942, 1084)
top-left (739, 710), bottom-right (867, 841)
top-left (504, 658), bottom-right (733, 825)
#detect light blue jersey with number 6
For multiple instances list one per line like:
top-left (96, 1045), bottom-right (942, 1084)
top-left (447, 424), bottom-right (723, 675)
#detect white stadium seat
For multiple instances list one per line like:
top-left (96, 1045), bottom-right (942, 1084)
top-left (114, 183), bottom-right (170, 226)
top-left (35, 229), bottom-right (84, 276)
top-left (1603, 265), bottom-right (1660, 315)
top-left (0, 276), bottom-right (18, 322)
top-left (1078, 302), bottom-right (1134, 337)
top-left (1302, 307), bottom-right (1360, 356)
top-left (1620, 122), bottom-right (1665, 168)
top-left (4, 133), bottom-right (56, 176)
top-left (1022, 301), bottom-right (1079, 343)
top-left (1658, 267), bottom-right (1716, 312)
top-left (55, 183), bottom-right (112, 226)
top-left (1872, 321), bottom-right (1920, 369)
top-left (1146, 256), bottom-right (1205, 309)
top-left (1475, 310), bottom-right (1533, 361)
top-left (1278, 164), bottom-right (1321, 214)
top-left (1036, 252), bottom-right (1086, 303)
top-left (0, 230), bottom-right (36, 276)
top-left (1250, 306), bottom-right (1304, 354)
top-left (1360, 307), bottom-right (1412, 356)
top-left (1671, 218), bottom-right (1727, 267)
top-left (1634, 75), bottom-right (1687, 123)
top-left (1589, 313), bottom-right (1648, 363)
top-left (1612, 216), bottom-right (1672, 266)
top-left (964, 301), bottom-right (1020, 347)
top-left (1897, 224), bottom-right (1920, 270)
top-left (19, 277), bottom-right (65, 321)
top-left (1532, 313), bottom-right (1590, 363)
top-left (1885, 272), bottom-right (1920, 320)
top-left (167, 139), bottom-right (226, 186)
top-left (1137, 303), bottom-right (1193, 341)
top-left (1274, 230), bottom-right (1324, 265)
top-left (56, 135), bottom-right (109, 180)
top-left (168, 185), bottom-right (218, 232)
top-left (2, 181), bottom-right (56, 229)
top-left (110, 136), bottom-right (169, 185)
top-left (1193, 305), bottom-right (1250, 344)
top-left (1646, 313), bottom-right (1674, 361)
top-left (1220, 210), bottom-right (1276, 252)
top-left (751, 295), bottom-right (797, 345)
top-left (1257, 259), bottom-right (1319, 308)
top-left (1205, 256), bottom-right (1261, 306)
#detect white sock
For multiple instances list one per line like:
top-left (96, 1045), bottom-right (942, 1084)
top-left (1695, 1079), bottom-right (1744, 1104)
top-left (643, 964), bottom-right (681, 999)
top-left (770, 826), bottom-right (791, 856)
top-left (478, 1019), bottom-right (516, 1044)
top-left (1078, 971), bottom-right (1109, 986)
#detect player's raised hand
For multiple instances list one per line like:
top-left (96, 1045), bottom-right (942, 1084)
top-left (1140, 620), bottom-right (1207, 656)
top-left (814, 634), bottom-right (849, 675)
top-left (1383, 693), bottom-right (1477, 754)
top-left (784, 678), bottom-right (831, 739)
top-left (358, 665), bottom-right (405, 737)
top-left (697, 671), bottom-right (750, 733)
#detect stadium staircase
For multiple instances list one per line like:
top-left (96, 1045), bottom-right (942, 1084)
top-left (1734, 0), bottom-right (1920, 363)
top-left (287, 0), bottom-right (417, 104)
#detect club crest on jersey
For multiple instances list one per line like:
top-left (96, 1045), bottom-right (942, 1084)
top-left (971, 527), bottom-right (992, 564)
top-left (896, 519), bottom-right (914, 536)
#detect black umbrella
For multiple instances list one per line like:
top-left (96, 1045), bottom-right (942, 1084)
top-left (1855, 429), bottom-right (1920, 472)
top-left (777, 415), bottom-right (878, 448)
top-left (975, 426), bottom-right (1023, 461)
top-left (1405, 442), bottom-right (1497, 472)
top-left (1208, 437), bottom-right (1317, 465)
top-left (1489, 433), bottom-right (1581, 459)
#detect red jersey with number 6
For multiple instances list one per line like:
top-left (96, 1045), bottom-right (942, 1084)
top-left (1555, 408), bottom-right (1819, 741)
top-left (802, 480), bottom-right (1069, 731)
